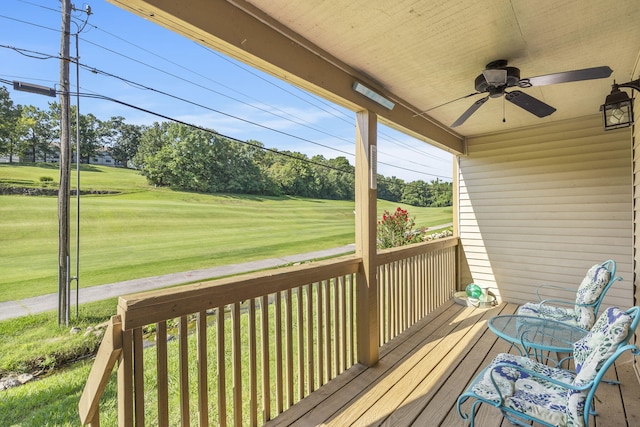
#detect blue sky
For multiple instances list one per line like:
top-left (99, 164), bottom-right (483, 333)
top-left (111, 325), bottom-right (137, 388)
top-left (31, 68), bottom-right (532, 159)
top-left (0, 0), bottom-right (452, 182)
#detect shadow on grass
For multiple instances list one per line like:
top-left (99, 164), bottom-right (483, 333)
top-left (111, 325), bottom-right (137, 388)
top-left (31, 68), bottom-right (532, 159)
top-left (0, 361), bottom-right (117, 426)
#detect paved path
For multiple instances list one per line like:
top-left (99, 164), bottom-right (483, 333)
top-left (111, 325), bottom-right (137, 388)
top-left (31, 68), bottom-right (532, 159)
top-left (0, 244), bottom-right (356, 321)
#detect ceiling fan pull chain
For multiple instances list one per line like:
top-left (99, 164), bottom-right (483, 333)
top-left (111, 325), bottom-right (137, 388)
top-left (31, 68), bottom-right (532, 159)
top-left (502, 97), bottom-right (506, 123)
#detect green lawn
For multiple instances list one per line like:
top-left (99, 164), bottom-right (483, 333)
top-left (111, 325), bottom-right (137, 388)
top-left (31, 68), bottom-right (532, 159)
top-left (0, 163), bottom-right (453, 426)
top-left (0, 164), bottom-right (452, 302)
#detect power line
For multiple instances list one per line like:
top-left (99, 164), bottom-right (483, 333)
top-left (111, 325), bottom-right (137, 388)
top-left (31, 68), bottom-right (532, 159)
top-left (1, 4), bottom-right (452, 179)
top-left (199, 44), bottom-right (450, 165)
top-left (0, 43), bottom-right (356, 158)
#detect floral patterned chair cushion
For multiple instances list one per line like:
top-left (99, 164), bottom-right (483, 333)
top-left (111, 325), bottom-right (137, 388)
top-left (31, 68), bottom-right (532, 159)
top-left (572, 307), bottom-right (631, 384)
top-left (468, 307), bottom-right (632, 427)
top-left (517, 263), bottom-right (611, 329)
top-left (471, 353), bottom-right (576, 426)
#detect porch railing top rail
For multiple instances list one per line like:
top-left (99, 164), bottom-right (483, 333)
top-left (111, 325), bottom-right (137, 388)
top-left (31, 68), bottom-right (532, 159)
top-left (376, 236), bottom-right (458, 264)
top-left (117, 254), bottom-right (362, 330)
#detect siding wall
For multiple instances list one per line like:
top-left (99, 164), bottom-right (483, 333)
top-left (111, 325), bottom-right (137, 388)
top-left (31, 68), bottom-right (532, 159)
top-left (458, 115), bottom-right (633, 308)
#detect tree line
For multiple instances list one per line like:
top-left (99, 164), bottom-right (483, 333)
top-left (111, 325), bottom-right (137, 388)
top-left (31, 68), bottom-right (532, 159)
top-left (0, 86), bottom-right (452, 206)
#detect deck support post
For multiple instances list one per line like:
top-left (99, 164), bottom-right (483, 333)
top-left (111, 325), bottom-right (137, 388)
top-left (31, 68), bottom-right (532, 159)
top-left (355, 110), bottom-right (379, 367)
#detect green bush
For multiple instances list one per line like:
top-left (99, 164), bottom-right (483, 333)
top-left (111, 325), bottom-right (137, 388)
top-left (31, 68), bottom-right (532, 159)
top-left (377, 207), bottom-right (425, 249)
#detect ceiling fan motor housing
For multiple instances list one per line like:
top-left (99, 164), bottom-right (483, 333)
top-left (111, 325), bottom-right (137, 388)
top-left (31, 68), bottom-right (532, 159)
top-left (475, 66), bottom-right (521, 96)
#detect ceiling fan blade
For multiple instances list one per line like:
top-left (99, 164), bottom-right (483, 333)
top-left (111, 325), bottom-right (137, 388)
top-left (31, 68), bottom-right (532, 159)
top-left (451, 96), bottom-right (489, 127)
top-left (505, 90), bottom-right (556, 117)
top-left (524, 66), bottom-right (613, 86)
top-left (414, 92), bottom-right (481, 117)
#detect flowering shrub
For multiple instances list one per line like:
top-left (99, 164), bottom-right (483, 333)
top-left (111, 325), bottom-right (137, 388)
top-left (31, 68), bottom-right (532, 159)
top-left (377, 207), bottom-right (426, 249)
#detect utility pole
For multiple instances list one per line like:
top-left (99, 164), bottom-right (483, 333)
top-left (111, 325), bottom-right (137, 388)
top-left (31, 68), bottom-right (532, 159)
top-left (59, 0), bottom-right (72, 326)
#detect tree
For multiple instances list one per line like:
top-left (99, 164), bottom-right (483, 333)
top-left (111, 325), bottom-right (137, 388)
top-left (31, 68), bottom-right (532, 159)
top-left (75, 110), bottom-right (102, 163)
top-left (309, 155), bottom-right (354, 200)
top-left (401, 180), bottom-right (432, 207)
top-left (134, 121), bottom-right (176, 186)
top-left (428, 178), bottom-right (453, 207)
top-left (267, 152), bottom-right (315, 197)
top-left (224, 139), bottom-right (266, 194)
top-left (103, 116), bottom-right (141, 167)
top-left (0, 87), bottom-right (22, 162)
top-left (377, 175), bottom-right (404, 202)
top-left (18, 105), bottom-right (57, 162)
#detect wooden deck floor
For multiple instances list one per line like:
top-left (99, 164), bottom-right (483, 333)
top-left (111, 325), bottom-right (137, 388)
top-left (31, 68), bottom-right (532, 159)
top-left (266, 300), bottom-right (640, 426)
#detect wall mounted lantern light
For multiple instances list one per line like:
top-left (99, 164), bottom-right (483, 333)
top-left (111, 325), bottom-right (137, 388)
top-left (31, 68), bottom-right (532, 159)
top-left (601, 79), bottom-right (640, 130)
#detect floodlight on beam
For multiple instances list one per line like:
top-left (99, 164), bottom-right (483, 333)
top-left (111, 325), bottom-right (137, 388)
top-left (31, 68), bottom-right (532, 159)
top-left (13, 81), bottom-right (56, 98)
top-left (353, 82), bottom-right (395, 110)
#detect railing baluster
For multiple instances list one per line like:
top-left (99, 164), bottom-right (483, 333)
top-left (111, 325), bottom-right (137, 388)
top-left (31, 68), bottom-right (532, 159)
top-left (231, 303), bottom-right (242, 426)
top-left (394, 260), bottom-right (400, 338)
top-left (419, 253), bottom-right (425, 317)
top-left (402, 258), bottom-right (408, 331)
top-left (305, 283), bottom-right (314, 392)
top-left (197, 311), bottom-right (209, 427)
top-left (156, 321), bottom-right (169, 427)
top-left (285, 289), bottom-right (294, 409)
top-left (248, 300), bottom-right (257, 427)
top-left (323, 279), bottom-right (331, 382)
top-left (133, 327), bottom-right (144, 427)
top-left (316, 281), bottom-right (324, 386)
top-left (275, 291), bottom-right (283, 414)
top-left (349, 273), bottom-right (356, 366)
top-left (260, 295), bottom-right (270, 423)
top-left (118, 328), bottom-right (134, 427)
top-left (333, 277), bottom-right (340, 379)
top-left (179, 316), bottom-right (190, 427)
top-left (295, 287), bottom-right (304, 401)
top-left (216, 307), bottom-right (227, 427)
top-left (338, 276), bottom-right (347, 372)
top-left (384, 263), bottom-right (390, 344)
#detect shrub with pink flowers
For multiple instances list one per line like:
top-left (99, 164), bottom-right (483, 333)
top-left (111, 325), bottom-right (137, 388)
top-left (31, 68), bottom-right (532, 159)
top-left (377, 207), bottom-right (426, 249)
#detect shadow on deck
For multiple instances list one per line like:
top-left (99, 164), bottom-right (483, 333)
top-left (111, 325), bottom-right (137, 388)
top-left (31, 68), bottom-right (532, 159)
top-left (267, 301), bottom-right (640, 426)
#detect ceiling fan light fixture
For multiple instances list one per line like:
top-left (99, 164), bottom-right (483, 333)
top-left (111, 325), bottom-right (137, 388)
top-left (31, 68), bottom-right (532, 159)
top-left (482, 69), bottom-right (507, 86)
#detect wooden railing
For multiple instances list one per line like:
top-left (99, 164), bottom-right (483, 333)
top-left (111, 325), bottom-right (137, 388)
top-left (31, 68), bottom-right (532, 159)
top-left (79, 237), bottom-right (459, 426)
top-left (376, 237), bottom-right (458, 346)
top-left (78, 315), bottom-right (123, 426)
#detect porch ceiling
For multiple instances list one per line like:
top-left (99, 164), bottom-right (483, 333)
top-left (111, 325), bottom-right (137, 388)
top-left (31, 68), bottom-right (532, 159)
top-left (109, 0), bottom-right (640, 150)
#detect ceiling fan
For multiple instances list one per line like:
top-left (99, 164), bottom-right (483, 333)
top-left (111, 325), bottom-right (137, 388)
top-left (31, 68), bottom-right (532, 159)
top-left (450, 60), bottom-right (613, 127)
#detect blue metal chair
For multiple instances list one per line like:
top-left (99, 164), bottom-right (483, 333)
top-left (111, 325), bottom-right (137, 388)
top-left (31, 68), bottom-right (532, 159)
top-left (517, 260), bottom-right (622, 330)
top-left (457, 306), bottom-right (640, 427)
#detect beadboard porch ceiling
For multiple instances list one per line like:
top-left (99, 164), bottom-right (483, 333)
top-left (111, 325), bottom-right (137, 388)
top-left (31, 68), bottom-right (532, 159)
top-left (110, 0), bottom-right (640, 147)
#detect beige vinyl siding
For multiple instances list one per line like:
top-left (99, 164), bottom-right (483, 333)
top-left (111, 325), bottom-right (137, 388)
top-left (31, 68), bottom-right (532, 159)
top-left (458, 115), bottom-right (632, 308)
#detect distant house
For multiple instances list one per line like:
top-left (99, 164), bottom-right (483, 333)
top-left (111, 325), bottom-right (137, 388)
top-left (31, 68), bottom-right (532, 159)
top-left (2, 148), bottom-right (118, 167)
top-left (89, 150), bottom-right (115, 166)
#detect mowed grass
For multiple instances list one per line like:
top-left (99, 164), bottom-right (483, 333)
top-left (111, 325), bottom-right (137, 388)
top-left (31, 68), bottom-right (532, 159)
top-left (0, 164), bottom-right (452, 302)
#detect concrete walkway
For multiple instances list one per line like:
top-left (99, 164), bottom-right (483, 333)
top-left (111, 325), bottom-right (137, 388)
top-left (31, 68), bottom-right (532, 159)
top-left (0, 244), bottom-right (356, 321)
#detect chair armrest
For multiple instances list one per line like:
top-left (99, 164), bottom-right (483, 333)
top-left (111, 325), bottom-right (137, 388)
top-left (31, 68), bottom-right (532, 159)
top-left (536, 284), bottom-right (575, 302)
top-left (537, 298), bottom-right (580, 311)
